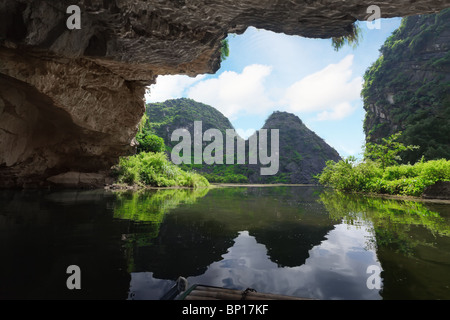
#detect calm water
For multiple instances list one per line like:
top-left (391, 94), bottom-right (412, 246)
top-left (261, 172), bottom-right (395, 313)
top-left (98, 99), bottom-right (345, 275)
top-left (0, 186), bottom-right (449, 300)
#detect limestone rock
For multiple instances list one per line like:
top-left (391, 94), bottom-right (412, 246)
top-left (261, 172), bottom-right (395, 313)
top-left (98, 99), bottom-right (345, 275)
top-left (47, 172), bottom-right (107, 188)
top-left (362, 9), bottom-right (450, 164)
top-left (422, 181), bottom-right (450, 200)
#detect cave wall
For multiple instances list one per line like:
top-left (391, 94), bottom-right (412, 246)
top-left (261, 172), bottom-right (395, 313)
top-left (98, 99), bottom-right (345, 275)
top-left (1, 0), bottom-right (449, 188)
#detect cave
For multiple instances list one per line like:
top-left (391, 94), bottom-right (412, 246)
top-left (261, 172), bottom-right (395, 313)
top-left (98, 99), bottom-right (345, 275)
top-left (0, 0), bottom-right (448, 188)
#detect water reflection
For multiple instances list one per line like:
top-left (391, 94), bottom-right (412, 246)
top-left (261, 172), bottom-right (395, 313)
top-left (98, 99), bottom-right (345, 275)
top-left (123, 187), bottom-right (450, 300)
top-left (121, 187), bottom-right (336, 281)
top-left (0, 187), bottom-right (449, 300)
top-left (318, 190), bottom-right (450, 299)
top-left (0, 190), bottom-right (131, 299)
top-left (129, 223), bottom-right (382, 300)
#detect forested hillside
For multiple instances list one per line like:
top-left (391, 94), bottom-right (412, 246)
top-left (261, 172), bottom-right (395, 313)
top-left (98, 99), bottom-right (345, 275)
top-left (362, 8), bottom-right (450, 164)
top-left (144, 99), bottom-right (341, 184)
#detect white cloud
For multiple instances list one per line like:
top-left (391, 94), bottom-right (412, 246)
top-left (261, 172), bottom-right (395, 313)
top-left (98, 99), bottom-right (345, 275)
top-left (235, 128), bottom-right (257, 140)
top-left (146, 56), bottom-right (363, 124)
top-left (282, 55), bottom-right (363, 120)
top-left (145, 74), bottom-right (206, 103)
top-left (187, 64), bottom-right (274, 119)
top-left (316, 102), bottom-right (357, 121)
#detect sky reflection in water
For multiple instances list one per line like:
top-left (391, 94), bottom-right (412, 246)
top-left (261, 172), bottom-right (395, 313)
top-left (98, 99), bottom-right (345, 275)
top-left (1, 186), bottom-right (448, 300)
top-left (129, 219), bottom-right (382, 300)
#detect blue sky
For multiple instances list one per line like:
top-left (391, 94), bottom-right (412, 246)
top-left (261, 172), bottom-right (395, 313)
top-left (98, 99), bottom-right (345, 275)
top-left (146, 18), bottom-right (402, 159)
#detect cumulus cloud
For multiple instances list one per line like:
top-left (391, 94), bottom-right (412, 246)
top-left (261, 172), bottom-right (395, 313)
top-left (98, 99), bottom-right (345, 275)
top-left (316, 102), bottom-right (357, 121)
top-left (146, 56), bottom-right (363, 123)
top-left (282, 55), bottom-right (363, 120)
top-left (145, 74), bottom-right (206, 103)
top-left (187, 64), bottom-right (274, 119)
top-left (235, 128), bottom-right (257, 140)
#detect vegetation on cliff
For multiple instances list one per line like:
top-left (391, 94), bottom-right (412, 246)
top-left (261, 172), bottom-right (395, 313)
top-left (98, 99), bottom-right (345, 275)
top-left (361, 8), bottom-right (450, 164)
top-left (331, 23), bottom-right (362, 51)
top-left (323, 9), bottom-right (450, 197)
top-left (113, 111), bottom-right (209, 189)
top-left (143, 98), bottom-right (248, 183)
top-left (254, 111), bottom-right (341, 184)
top-left (144, 99), bottom-right (341, 184)
top-left (144, 98), bottom-right (234, 147)
top-left (221, 39), bottom-right (230, 62)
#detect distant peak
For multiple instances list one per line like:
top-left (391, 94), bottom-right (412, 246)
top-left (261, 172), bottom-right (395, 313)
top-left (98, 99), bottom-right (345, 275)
top-left (264, 111), bottom-right (304, 127)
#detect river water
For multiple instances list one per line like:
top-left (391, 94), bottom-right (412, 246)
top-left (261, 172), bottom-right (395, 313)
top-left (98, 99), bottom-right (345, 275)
top-left (0, 186), bottom-right (449, 300)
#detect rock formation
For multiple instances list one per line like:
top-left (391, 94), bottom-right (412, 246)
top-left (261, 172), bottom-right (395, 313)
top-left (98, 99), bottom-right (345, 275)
top-left (422, 181), bottom-right (450, 200)
top-left (145, 99), bottom-right (341, 184)
top-left (250, 111), bottom-right (342, 184)
top-left (362, 8), bottom-right (450, 164)
top-left (146, 98), bottom-right (234, 148)
top-left (1, 0), bottom-right (449, 188)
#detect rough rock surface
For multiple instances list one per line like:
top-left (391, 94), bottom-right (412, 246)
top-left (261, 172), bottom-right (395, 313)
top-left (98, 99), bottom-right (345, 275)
top-left (362, 9), bottom-right (450, 164)
top-left (146, 100), bottom-right (341, 184)
top-left (249, 111), bottom-right (342, 184)
top-left (422, 181), bottom-right (450, 200)
top-left (1, 0), bottom-right (449, 188)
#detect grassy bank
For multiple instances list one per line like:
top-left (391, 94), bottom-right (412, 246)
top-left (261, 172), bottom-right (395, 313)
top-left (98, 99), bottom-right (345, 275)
top-left (112, 152), bottom-right (209, 189)
top-left (316, 158), bottom-right (450, 197)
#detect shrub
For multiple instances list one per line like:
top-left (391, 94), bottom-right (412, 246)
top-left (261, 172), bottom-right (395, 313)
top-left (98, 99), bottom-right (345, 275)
top-left (114, 152), bottom-right (209, 188)
top-left (137, 133), bottom-right (166, 154)
top-left (316, 157), bottom-right (450, 197)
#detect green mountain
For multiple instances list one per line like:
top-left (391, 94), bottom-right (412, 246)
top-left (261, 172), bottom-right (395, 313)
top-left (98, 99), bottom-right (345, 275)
top-left (250, 111), bottom-right (341, 184)
top-left (144, 98), bottom-right (234, 146)
top-left (362, 8), bottom-right (450, 164)
top-left (144, 99), bottom-right (341, 184)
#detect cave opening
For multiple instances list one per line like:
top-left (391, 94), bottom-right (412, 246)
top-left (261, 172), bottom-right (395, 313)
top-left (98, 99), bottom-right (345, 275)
top-left (144, 18), bottom-right (402, 161)
top-left (0, 1), bottom-right (448, 188)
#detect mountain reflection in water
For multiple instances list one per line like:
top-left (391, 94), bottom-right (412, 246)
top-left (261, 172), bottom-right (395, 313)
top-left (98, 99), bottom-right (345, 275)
top-left (129, 225), bottom-right (381, 300)
top-left (0, 186), bottom-right (449, 300)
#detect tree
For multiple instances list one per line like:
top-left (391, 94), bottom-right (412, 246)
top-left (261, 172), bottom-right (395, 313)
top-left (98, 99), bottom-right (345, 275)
top-left (135, 112), bottom-right (166, 154)
top-left (137, 132), bottom-right (165, 154)
top-left (364, 132), bottom-right (419, 169)
top-left (331, 23), bottom-right (362, 51)
top-left (220, 39), bottom-right (230, 61)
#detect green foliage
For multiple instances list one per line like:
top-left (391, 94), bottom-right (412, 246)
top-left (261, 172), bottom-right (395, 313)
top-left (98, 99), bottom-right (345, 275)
top-left (113, 188), bottom-right (210, 254)
top-left (145, 98), bottom-right (234, 148)
top-left (364, 132), bottom-right (419, 169)
top-left (331, 23), bottom-right (362, 51)
top-left (136, 132), bottom-right (165, 154)
top-left (317, 157), bottom-right (382, 192)
top-left (113, 152), bottom-right (209, 188)
top-left (316, 157), bottom-right (450, 197)
top-left (317, 134), bottom-right (448, 196)
top-left (136, 113), bottom-right (166, 153)
top-left (145, 99), bottom-right (252, 184)
top-left (203, 172), bottom-right (248, 183)
top-left (144, 100), bottom-right (340, 185)
top-left (361, 8), bottom-right (450, 164)
top-left (182, 162), bottom-right (250, 183)
top-left (264, 172), bottom-right (291, 184)
top-left (220, 39), bottom-right (230, 62)
top-left (114, 188), bottom-right (210, 222)
top-left (318, 190), bottom-right (450, 255)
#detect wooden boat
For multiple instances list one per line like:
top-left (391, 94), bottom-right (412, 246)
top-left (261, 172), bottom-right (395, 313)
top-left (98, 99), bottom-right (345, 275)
top-left (160, 277), bottom-right (312, 300)
top-left (178, 284), bottom-right (311, 300)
